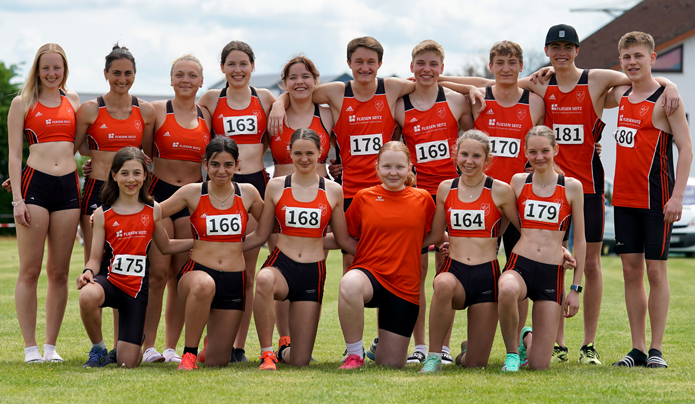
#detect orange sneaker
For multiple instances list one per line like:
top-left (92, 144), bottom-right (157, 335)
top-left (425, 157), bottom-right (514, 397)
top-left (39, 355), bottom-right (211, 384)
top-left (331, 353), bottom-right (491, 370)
top-left (176, 352), bottom-right (198, 370)
top-left (198, 336), bottom-right (207, 364)
top-left (259, 351), bottom-right (277, 370)
top-left (339, 354), bottom-right (365, 369)
top-left (277, 336), bottom-right (291, 363)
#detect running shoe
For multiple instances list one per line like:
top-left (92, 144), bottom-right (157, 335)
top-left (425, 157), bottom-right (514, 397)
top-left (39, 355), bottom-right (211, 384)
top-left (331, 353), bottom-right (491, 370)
top-left (419, 354), bottom-right (442, 373)
top-left (24, 347), bottom-right (43, 364)
top-left (107, 349), bottom-right (117, 365)
top-left (578, 343), bottom-right (602, 365)
top-left (83, 347), bottom-right (109, 368)
top-left (612, 348), bottom-right (647, 367)
top-left (519, 326), bottom-right (532, 366)
top-left (231, 348), bottom-right (248, 363)
top-left (259, 351), bottom-right (277, 370)
top-left (163, 348), bottom-right (181, 363)
top-left (551, 344), bottom-right (568, 363)
top-left (455, 340), bottom-right (467, 367)
top-left (501, 353), bottom-right (520, 372)
top-left (43, 349), bottom-right (64, 363)
top-left (339, 354), bottom-right (365, 370)
top-left (177, 352), bottom-right (198, 370)
top-left (277, 336), bottom-right (291, 363)
top-left (646, 348), bottom-right (667, 368)
top-left (199, 336), bottom-right (208, 364)
top-left (143, 347), bottom-right (165, 363)
top-left (407, 350), bottom-right (426, 364)
top-left (366, 338), bottom-right (378, 361)
top-left (441, 351), bottom-right (454, 365)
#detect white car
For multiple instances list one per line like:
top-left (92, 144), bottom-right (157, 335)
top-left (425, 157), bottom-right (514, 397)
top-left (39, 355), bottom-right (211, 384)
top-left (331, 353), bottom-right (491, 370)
top-left (670, 177), bottom-right (695, 257)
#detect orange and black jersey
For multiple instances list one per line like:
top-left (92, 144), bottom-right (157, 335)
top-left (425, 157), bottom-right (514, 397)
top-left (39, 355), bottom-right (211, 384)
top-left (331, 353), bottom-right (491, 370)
top-left (23, 89), bottom-right (76, 145)
top-left (189, 182), bottom-right (248, 242)
top-left (612, 86), bottom-right (674, 210)
top-left (333, 78), bottom-right (397, 198)
top-left (517, 173), bottom-right (572, 232)
top-left (101, 202), bottom-right (155, 301)
top-left (275, 175), bottom-right (332, 238)
top-left (271, 104), bottom-right (331, 165)
top-left (153, 100), bottom-right (209, 162)
top-left (211, 87), bottom-right (267, 145)
top-left (474, 87), bottom-right (534, 184)
top-left (401, 86), bottom-right (459, 195)
top-left (445, 176), bottom-right (502, 238)
top-left (87, 96), bottom-right (145, 151)
top-left (544, 70), bottom-right (606, 194)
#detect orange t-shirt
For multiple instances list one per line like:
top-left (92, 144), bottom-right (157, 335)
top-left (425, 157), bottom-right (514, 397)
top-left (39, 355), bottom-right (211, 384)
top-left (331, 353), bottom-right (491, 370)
top-left (346, 185), bottom-right (435, 305)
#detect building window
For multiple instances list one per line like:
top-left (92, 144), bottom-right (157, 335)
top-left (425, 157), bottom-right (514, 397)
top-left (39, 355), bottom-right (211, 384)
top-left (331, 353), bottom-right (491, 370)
top-left (653, 45), bottom-right (683, 72)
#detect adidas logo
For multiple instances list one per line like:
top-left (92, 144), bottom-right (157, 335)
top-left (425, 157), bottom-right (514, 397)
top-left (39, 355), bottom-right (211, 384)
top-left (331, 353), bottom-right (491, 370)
top-left (346, 106), bottom-right (353, 112)
top-left (549, 94), bottom-right (556, 100)
top-left (486, 109), bottom-right (494, 115)
top-left (90, 204), bottom-right (98, 209)
top-left (274, 136), bottom-right (281, 141)
top-left (218, 114), bottom-right (224, 119)
top-left (164, 131), bottom-right (171, 137)
top-left (100, 124), bottom-right (107, 129)
top-left (35, 112), bottom-right (43, 117)
top-left (112, 221), bottom-right (120, 227)
top-left (410, 117), bottom-right (418, 122)
top-left (620, 105), bottom-right (624, 110)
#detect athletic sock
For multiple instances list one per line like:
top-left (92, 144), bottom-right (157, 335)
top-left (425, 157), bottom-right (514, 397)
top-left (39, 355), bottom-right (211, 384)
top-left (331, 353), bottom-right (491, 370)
top-left (44, 344), bottom-right (56, 356)
top-left (346, 340), bottom-right (364, 359)
top-left (25, 346), bottom-right (40, 356)
top-left (183, 346), bottom-right (198, 356)
top-left (442, 345), bottom-right (451, 355)
top-left (261, 346), bottom-right (273, 355)
top-left (92, 340), bottom-right (107, 350)
top-left (415, 344), bottom-right (427, 354)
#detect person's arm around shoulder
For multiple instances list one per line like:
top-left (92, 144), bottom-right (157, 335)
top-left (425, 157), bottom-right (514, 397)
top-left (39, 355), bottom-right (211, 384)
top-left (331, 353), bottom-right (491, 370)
top-left (256, 88), bottom-right (276, 116)
top-left (324, 180), bottom-right (357, 254)
top-left (242, 178), bottom-right (280, 252)
top-left (74, 99), bottom-right (99, 156)
top-left (152, 202), bottom-right (194, 255)
top-left (517, 76), bottom-right (548, 99)
top-left (528, 91), bottom-right (545, 125)
top-left (423, 181), bottom-right (449, 248)
top-left (77, 207), bottom-right (106, 289)
top-left (439, 75), bottom-right (493, 88)
top-left (661, 97), bottom-right (693, 223)
top-left (565, 177), bottom-right (585, 318)
top-left (492, 179), bottom-right (520, 230)
top-left (159, 182), bottom-right (200, 219)
top-left (197, 89), bottom-right (222, 118)
top-left (239, 182), bottom-right (264, 222)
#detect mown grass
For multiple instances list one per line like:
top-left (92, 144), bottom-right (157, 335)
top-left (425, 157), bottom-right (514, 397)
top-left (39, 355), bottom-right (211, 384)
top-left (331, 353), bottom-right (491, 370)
top-left (0, 237), bottom-right (694, 403)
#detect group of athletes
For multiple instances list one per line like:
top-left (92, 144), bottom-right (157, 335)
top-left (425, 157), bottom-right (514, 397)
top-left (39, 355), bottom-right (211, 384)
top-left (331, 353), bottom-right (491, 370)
top-left (8, 23), bottom-right (692, 373)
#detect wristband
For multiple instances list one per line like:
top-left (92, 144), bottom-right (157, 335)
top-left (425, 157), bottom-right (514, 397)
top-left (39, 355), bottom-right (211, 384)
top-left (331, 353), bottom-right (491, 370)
top-left (570, 284), bottom-right (582, 293)
top-left (11, 200), bottom-right (24, 207)
top-left (83, 268), bottom-right (95, 276)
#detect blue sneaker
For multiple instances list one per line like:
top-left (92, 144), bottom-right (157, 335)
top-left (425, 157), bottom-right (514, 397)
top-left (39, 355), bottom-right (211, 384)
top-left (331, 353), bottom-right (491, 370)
top-left (502, 353), bottom-right (520, 372)
top-left (83, 347), bottom-right (109, 368)
top-left (366, 338), bottom-right (378, 361)
top-left (519, 326), bottom-right (532, 366)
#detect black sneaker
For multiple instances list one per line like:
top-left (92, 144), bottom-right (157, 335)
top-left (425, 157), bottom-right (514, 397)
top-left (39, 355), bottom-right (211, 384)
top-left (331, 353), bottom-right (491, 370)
top-left (231, 348), bottom-right (249, 363)
top-left (83, 347), bottom-right (109, 368)
top-left (613, 348), bottom-right (648, 367)
top-left (407, 351), bottom-right (426, 364)
top-left (107, 349), bottom-right (117, 365)
top-left (551, 344), bottom-right (568, 363)
top-left (646, 349), bottom-right (668, 368)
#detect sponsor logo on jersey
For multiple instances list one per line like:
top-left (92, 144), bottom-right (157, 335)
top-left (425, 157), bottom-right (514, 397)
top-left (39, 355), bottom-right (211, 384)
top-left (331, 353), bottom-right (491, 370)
top-left (576, 91), bottom-right (585, 103)
top-left (437, 107), bottom-right (446, 119)
top-left (141, 214), bottom-right (150, 226)
top-left (163, 131), bottom-right (170, 137)
top-left (100, 124), bottom-right (108, 129)
top-left (549, 94), bottom-right (556, 100)
top-left (517, 110), bottom-right (527, 120)
top-left (108, 133), bottom-right (115, 138)
top-left (116, 230), bottom-right (123, 237)
top-left (113, 221), bottom-right (120, 227)
top-left (488, 119), bottom-right (496, 126)
top-left (346, 106), bottom-right (353, 112)
top-left (375, 196), bottom-right (384, 202)
top-left (414, 125), bottom-right (421, 132)
top-left (620, 105), bottom-right (624, 110)
top-left (410, 117), bottom-right (418, 123)
top-left (319, 203), bottom-right (328, 216)
top-left (217, 114), bottom-right (224, 119)
top-left (375, 100), bottom-right (384, 112)
top-left (253, 110), bottom-right (262, 120)
top-left (135, 121), bottom-right (143, 132)
top-left (486, 109), bottom-right (494, 115)
top-left (349, 115), bottom-right (356, 123)
top-left (35, 112), bottom-right (43, 117)
top-left (639, 105), bottom-right (650, 117)
top-left (481, 203), bottom-right (490, 216)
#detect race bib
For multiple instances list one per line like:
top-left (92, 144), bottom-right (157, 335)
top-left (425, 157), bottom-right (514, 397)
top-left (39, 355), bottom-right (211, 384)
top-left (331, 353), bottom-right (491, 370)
top-left (524, 200), bottom-right (561, 224)
top-left (285, 207), bottom-right (321, 229)
top-left (490, 137), bottom-right (521, 158)
top-left (223, 115), bottom-right (257, 136)
top-left (415, 140), bottom-right (450, 163)
top-left (350, 134), bottom-right (382, 155)
top-left (614, 127), bottom-right (636, 148)
top-left (111, 254), bottom-right (146, 277)
top-left (449, 209), bottom-right (485, 231)
top-left (206, 214), bottom-right (242, 235)
top-left (553, 124), bottom-right (584, 144)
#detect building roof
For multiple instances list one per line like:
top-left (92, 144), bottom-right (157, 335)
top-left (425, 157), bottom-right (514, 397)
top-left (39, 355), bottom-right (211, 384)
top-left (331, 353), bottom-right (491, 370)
top-left (575, 0), bottom-right (695, 69)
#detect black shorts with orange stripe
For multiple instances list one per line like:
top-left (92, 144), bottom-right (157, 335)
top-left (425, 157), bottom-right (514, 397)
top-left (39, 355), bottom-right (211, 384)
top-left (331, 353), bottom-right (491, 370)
top-left (148, 175), bottom-right (190, 221)
top-left (21, 166), bottom-right (80, 212)
top-left (94, 274), bottom-right (147, 345)
top-left (81, 177), bottom-right (105, 216)
top-left (504, 252), bottom-right (564, 304)
top-left (614, 206), bottom-right (672, 260)
top-left (177, 260), bottom-right (246, 310)
top-left (234, 169), bottom-right (270, 199)
top-left (584, 193), bottom-right (605, 243)
top-left (436, 258), bottom-right (500, 309)
top-left (263, 247), bottom-right (327, 303)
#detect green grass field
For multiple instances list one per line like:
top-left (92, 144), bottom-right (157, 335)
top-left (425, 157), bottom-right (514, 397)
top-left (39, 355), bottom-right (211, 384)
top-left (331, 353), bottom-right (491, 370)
top-left (1, 237), bottom-right (694, 403)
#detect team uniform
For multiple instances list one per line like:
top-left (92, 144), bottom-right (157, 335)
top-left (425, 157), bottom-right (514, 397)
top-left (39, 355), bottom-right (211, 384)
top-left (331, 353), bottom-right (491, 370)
top-left (436, 176), bottom-right (502, 308)
top-left (94, 202), bottom-right (155, 345)
top-left (505, 173), bottom-right (572, 304)
top-left (270, 105), bottom-right (331, 166)
top-left (544, 70), bottom-right (607, 242)
top-left (345, 185), bottom-right (435, 337)
top-left (333, 78), bottom-right (397, 207)
top-left (21, 89), bottom-right (80, 212)
top-left (82, 96), bottom-right (145, 216)
top-left (177, 182), bottom-right (248, 310)
top-left (474, 86), bottom-right (535, 256)
top-left (261, 175), bottom-right (331, 303)
top-left (150, 100), bottom-right (209, 221)
top-left (211, 87), bottom-right (269, 196)
top-left (612, 86), bottom-right (673, 260)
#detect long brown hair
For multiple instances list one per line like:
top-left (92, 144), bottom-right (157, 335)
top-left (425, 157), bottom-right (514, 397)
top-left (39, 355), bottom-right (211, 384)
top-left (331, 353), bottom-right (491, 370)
top-left (101, 147), bottom-right (153, 206)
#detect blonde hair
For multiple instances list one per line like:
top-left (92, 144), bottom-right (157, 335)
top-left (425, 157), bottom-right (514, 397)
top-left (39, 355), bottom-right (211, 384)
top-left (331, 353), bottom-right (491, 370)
top-left (170, 54), bottom-right (203, 76)
top-left (21, 43), bottom-right (69, 114)
top-left (524, 125), bottom-right (564, 174)
top-left (456, 129), bottom-right (491, 159)
top-left (376, 141), bottom-right (416, 187)
top-left (411, 40), bottom-right (445, 62)
top-left (618, 31), bottom-right (655, 54)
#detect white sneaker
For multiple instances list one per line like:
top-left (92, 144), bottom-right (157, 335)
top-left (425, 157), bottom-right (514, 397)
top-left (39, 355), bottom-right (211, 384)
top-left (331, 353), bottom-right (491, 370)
top-left (43, 350), bottom-right (64, 363)
top-left (143, 347), bottom-right (165, 363)
top-left (24, 346), bottom-right (44, 364)
top-left (163, 348), bottom-right (181, 363)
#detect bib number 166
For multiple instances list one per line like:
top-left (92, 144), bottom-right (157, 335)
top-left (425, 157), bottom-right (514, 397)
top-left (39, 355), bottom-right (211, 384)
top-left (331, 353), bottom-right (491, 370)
top-left (206, 214), bottom-right (242, 235)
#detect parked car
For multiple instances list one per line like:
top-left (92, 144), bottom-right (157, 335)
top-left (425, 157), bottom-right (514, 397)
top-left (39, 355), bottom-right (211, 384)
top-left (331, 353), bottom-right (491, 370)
top-left (669, 177), bottom-right (695, 257)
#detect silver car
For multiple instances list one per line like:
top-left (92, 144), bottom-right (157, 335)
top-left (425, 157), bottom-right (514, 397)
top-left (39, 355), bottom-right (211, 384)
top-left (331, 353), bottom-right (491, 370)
top-left (669, 177), bottom-right (695, 257)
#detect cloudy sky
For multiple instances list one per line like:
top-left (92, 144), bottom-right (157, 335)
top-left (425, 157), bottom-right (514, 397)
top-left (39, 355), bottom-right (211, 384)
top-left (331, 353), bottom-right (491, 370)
top-left (0, 0), bottom-right (640, 96)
